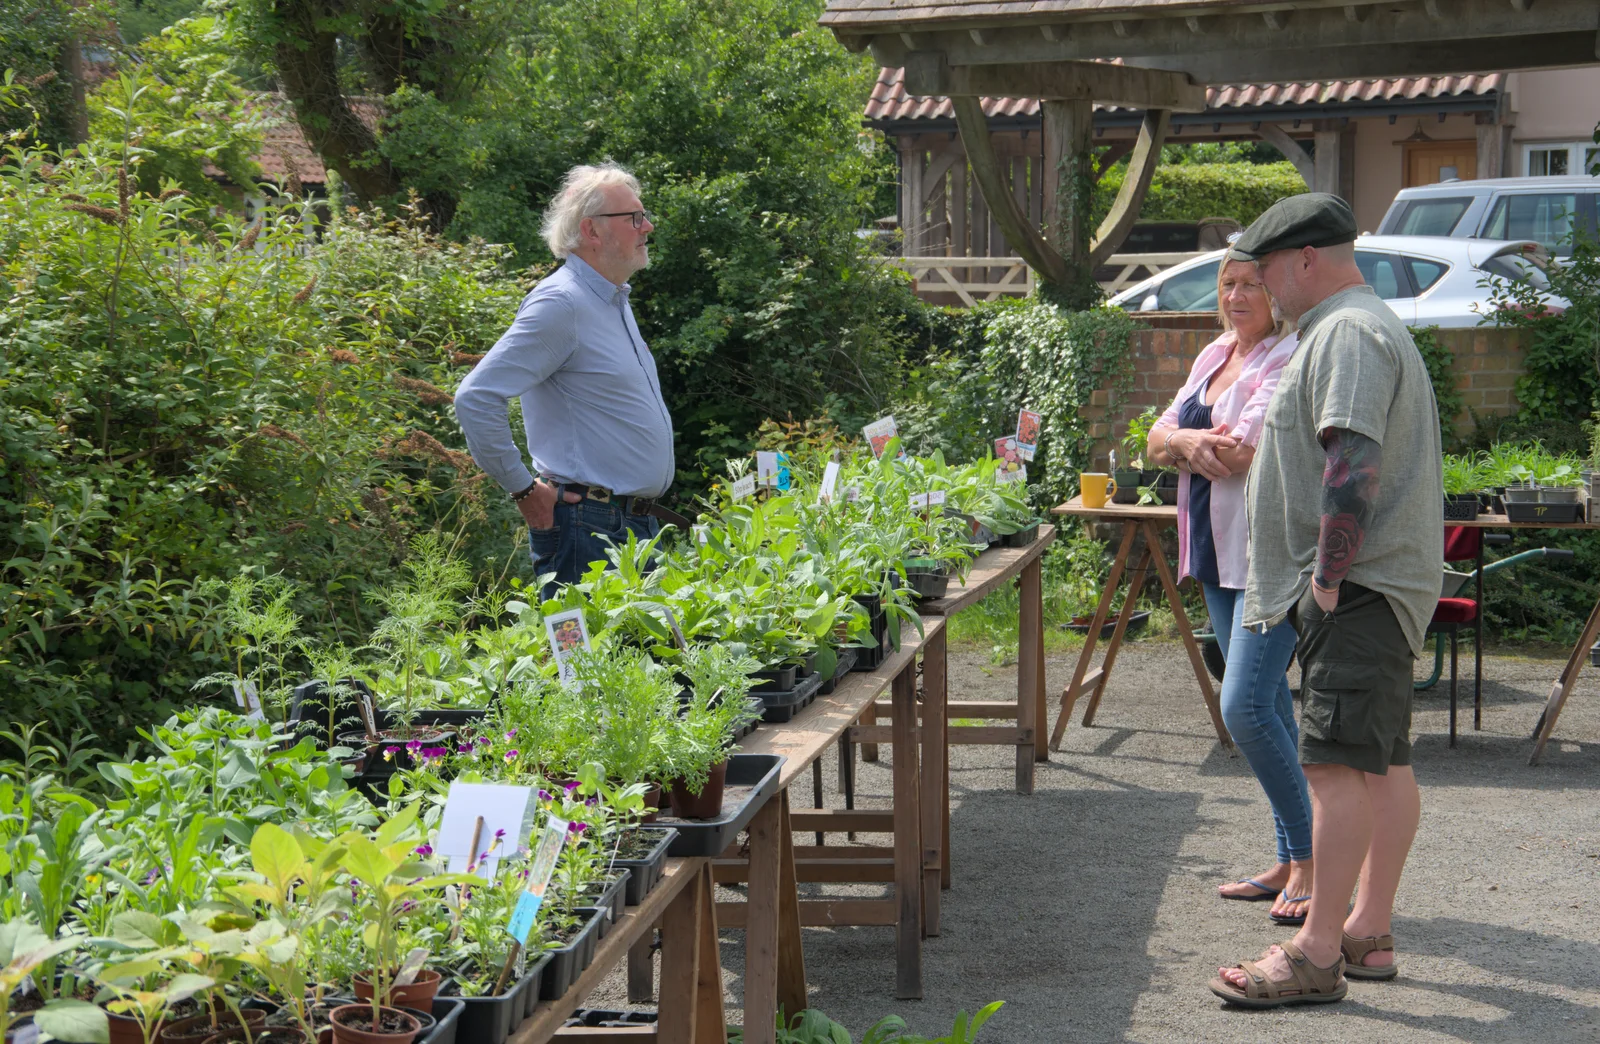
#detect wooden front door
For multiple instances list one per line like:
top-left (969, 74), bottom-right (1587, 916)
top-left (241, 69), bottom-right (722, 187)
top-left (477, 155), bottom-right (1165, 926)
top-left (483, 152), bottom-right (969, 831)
top-left (1403, 140), bottom-right (1478, 187)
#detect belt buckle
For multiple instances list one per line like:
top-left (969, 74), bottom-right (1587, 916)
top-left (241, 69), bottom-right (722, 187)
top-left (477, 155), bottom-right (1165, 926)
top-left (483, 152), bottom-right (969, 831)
top-left (588, 487), bottom-right (611, 504)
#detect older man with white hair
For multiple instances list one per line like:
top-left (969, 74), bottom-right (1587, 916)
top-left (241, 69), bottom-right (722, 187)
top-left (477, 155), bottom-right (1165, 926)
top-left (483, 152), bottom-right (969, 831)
top-left (455, 162), bottom-right (680, 595)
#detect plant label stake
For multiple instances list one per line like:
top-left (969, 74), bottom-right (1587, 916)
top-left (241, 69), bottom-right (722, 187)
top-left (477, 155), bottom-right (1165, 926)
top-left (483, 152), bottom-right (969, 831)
top-left (438, 783), bottom-right (534, 879)
top-left (1015, 408), bottom-right (1041, 461)
top-left (394, 947), bottom-right (429, 988)
top-left (543, 608), bottom-right (591, 684)
top-left (754, 451), bottom-right (790, 489)
top-left (997, 464), bottom-right (1027, 485)
top-left (819, 461), bottom-right (840, 503)
top-left (729, 473), bottom-right (756, 502)
top-left (356, 691), bottom-right (380, 742)
top-left (497, 815), bottom-right (570, 995)
top-left (639, 602), bottom-right (688, 651)
top-left (231, 680), bottom-right (264, 723)
top-left (843, 485), bottom-right (861, 503)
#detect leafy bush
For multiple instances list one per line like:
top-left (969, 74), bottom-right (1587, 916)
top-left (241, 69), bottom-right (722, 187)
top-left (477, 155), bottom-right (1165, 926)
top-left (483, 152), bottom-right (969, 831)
top-left (1484, 235), bottom-right (1600, 424)
top-left (1095, 161), bottom-right (1306, 225)
top-left (0, 147), bottom-right (529, 739)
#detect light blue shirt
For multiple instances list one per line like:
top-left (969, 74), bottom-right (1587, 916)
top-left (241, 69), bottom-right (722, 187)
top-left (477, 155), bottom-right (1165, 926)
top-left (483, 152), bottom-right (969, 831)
top-left (454, 255), bottom-right (675, 498)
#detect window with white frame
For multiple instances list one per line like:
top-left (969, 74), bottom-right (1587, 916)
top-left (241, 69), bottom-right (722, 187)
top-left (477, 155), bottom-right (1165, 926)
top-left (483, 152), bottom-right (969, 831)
top-left (1523, 141), bottom-right (1600, 177)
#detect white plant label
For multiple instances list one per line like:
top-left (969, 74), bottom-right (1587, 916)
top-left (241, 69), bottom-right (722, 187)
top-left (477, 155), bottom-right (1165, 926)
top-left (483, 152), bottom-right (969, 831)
top-left (755, 451), bottom-right (779, 486)
top-left (231, 679), bottom-right (264, 722)
top-left (908, 492), bottom-right (928, 510)
top-left (819, 461), bottom-right (840, 503)
top-left (395, 947), bottom-right (430, 986)
top-left (439, 782), bottom-right (535, 880)
top-left (928, 490), bottom-right (946, 507)
top-left (692, 524), bottom-right (710, 546)
top-left (843, 485), bottom-right (861, 503)
top-left (543, 608), bottom-right (591, 683)
top-left (730, 473), bottom-right (756, 501)
top-left (997, 464), bottom-right (1028, 485)
top-left (507, 815), bottom-right (568, 944)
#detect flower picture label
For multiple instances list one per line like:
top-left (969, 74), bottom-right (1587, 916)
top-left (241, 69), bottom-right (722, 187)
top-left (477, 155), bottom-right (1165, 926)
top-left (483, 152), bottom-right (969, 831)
top-left (863, 415), bottom-right (901, 459)
top-left (997, 464), bottom-right (1028, 485)
top-left (506, 815), bottom-right (569, 945)
top-left (755, 451), bottom-right (791, 490)
top-left (730, 473), bottom-right (757, 501)
top-left (1015, 408), bottom-right (1042, 461)
top-left (438, 782), bottom-right (534, 880)
top-left (544, 608), bottom-right (591, 683)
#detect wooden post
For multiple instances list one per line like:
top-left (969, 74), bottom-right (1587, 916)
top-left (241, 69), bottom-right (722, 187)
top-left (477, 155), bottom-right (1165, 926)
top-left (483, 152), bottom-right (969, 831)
top-left (626, 928), bottom-right (654, 1002)
top-left (658, 864), bottom-right (725, 1044)
top-left (1017, 557), bottom-right (1043, 789)
top-left (743, 791), bottom-right (807, 1037)
top-left (890, 663), bottom-right (923, 1000)
top-left (1041, 97), bottom-right (1096, 302)
top-left (919, 626), bottom-right (947, 933)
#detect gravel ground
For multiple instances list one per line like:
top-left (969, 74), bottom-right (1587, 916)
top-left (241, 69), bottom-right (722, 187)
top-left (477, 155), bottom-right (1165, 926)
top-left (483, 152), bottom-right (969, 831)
top-left (588, 640), bottom-right (1600, 1043)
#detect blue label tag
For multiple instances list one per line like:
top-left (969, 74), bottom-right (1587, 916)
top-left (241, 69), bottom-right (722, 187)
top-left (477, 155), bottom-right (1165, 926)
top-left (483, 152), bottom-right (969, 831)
top-left (507, 890), bottom-right (544, 945)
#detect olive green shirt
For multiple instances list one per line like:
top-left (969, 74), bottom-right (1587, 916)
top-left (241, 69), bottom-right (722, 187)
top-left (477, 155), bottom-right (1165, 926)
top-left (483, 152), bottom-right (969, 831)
top-left (1244, 285), bottom-right (1444, 657)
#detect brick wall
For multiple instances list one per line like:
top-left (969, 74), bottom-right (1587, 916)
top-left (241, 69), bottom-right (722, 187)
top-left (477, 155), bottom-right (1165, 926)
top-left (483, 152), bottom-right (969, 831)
top-left (1082, 313), bottom-right (1528, 461)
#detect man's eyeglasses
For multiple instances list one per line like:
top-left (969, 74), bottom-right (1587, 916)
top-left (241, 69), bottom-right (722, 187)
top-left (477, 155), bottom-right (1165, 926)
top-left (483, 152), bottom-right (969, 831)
top-left (595, 210), bottom-right (653, 229)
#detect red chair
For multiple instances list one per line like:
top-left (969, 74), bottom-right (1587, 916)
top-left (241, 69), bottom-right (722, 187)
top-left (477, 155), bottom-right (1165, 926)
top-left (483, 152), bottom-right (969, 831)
top-left (1429, 527), bottom-right (1491, 747)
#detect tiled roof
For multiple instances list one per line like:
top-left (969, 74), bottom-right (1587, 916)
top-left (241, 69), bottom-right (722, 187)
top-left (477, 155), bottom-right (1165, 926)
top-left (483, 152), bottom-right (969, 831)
top-left (865, 66), bottom-right (1503, 123)
top-left (225, 94), bottom-right (385, 189)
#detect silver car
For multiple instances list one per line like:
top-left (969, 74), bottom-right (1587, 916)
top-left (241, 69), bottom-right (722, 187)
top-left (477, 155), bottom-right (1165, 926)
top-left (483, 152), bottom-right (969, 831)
top-left (1377, 176), bottom-right (1598, 258)
top-left (1106, 235), bottom-right (1559, 328)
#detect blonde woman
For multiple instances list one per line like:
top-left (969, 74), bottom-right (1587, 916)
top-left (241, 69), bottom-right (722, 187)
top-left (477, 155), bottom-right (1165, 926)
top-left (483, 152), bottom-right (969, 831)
top-left (1147, 259), bottom-right (1309, 926)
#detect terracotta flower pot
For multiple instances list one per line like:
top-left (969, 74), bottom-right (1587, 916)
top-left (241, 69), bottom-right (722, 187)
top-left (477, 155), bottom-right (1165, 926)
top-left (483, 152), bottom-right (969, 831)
top-left (352, 969), bottom-right (440, 1011)
top-left (105, 1008), bottom-right (160, 1044)
top-left (328, 1005), bottom-right (420, 1044)
top-left (668, 759), bottom-right (728, 820)
top-left (640, 783), bottom-right (664, 824)
top-left (159, 1010), bottom-right (266, 1044)
top-left (203, 1027), bottom-right (308, 1044)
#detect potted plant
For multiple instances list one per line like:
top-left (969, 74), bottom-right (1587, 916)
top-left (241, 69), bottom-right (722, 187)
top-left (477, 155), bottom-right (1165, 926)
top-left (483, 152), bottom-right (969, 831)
top-left (661, 650), bottom-right (761, 820)
top-left (1442, 453), bottom-right (1486, 520)
top-left (0, 920), bottom-right (105, 1044)
top-left (1113, 408), bottom-right (1160, 503)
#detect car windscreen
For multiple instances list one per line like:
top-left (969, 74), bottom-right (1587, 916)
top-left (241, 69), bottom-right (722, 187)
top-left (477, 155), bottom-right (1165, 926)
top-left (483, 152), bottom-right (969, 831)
top-left (1482, 194), bottom-right (1578, 253)
top-left (1155, 259), bottom-right (1220, 311)
top-left (1391, 197), bottom-right (1473, 236)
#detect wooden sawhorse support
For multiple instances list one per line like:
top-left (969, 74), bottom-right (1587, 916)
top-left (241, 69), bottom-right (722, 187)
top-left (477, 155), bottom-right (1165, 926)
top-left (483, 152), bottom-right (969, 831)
top-left (1047, 505), bottom-right (1230, 751)
top-left (1530, 590), bottom-right (1600, 764)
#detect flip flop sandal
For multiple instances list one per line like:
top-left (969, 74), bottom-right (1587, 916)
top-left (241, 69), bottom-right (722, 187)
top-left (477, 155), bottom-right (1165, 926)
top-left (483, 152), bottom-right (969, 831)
top-left (1269, 894), bottom-right (1311, 925)
top-left (1220, 877), bottom-right (1281, 902)
top-left (1342, 932), bottom-right (1399, 981)
top-left (1209, 940), bottom-right (1348, 1009)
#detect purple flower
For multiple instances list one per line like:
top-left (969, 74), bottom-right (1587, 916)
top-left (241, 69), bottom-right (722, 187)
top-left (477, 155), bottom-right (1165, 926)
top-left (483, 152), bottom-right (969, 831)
top-left (141, 867), bottom-right (160, 886)
top-left (504, 749), bottom-right (519, 763)
top-left (406, 739), bottom-right (422, 752)
top-left (399, 899), bottom-right (417, 913)
top-left (458, 738), bottom-right (476, 751)
top-left (562, 780), bottom-right (580, 794)
top-left (504, 727), bottom-right (518, 740)
top-left (421, 745), bottom-right (447, 763)
top-left (567, 822), bottom-right (588, 835)
top-left (585, 796), bottom-right (597, 806)
top-left (414, 844), bottom-right (434, 857)
top-left (383, 745), bottom-right (400, 761)
top-left (494, 828), bottom-right (507, 840)
top-left (538, 789), bottom-right (553, 801)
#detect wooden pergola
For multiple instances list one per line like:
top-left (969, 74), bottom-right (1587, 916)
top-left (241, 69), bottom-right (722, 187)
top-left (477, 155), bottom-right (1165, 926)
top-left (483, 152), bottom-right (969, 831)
top-left (819, 0), bottom-right (1600, 302)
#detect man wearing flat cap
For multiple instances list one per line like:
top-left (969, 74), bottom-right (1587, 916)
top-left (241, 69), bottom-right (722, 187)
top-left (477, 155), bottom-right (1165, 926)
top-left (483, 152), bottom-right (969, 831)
top-left (1210, 193), bottom-right (1443, 1008)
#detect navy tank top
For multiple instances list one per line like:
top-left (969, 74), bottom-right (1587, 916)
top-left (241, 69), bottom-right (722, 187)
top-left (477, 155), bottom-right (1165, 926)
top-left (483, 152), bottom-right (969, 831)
top-left (1179, 387), bottom-right (1221, 586)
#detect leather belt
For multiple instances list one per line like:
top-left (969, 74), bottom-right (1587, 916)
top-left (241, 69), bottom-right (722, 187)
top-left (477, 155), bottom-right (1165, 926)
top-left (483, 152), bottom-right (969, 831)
top-left (558, 483), bottom-right (692, 530)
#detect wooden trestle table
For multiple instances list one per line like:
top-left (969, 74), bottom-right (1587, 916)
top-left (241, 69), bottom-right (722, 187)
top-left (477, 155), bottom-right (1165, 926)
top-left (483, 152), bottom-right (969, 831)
top-left (1443, 512), bottom-right (1600, 765)
top-left (1049, 498), bottom-right (1231, 751)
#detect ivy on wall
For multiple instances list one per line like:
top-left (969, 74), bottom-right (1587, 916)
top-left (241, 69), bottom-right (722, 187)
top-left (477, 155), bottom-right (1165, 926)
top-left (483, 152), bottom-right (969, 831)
top-left (1411, 325), bottom-right (1464, 451)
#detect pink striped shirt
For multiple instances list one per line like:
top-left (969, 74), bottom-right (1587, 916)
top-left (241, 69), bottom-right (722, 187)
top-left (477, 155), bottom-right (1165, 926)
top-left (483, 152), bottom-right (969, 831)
top-left (1159, 330), bottom-right (1300, 590)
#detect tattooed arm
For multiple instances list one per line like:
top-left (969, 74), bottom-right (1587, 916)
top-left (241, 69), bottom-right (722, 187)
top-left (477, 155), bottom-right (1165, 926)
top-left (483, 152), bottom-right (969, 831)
top-left (1313, 427), bottom-right (1382, 611)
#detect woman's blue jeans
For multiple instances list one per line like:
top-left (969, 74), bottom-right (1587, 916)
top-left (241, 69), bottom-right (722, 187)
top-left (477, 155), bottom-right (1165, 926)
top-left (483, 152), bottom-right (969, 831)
top-left (1203, 583), bottom-right (1312, 865)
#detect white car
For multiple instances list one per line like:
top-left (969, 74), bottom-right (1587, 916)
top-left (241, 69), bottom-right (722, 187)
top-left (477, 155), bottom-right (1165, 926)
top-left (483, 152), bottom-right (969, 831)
top-left (1107, 235), bottom-right (1561, 328)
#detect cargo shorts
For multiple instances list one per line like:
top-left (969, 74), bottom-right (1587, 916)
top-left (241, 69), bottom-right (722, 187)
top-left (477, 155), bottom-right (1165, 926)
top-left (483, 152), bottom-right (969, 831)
top-left (1290, 579), bottom-right (1415, 775)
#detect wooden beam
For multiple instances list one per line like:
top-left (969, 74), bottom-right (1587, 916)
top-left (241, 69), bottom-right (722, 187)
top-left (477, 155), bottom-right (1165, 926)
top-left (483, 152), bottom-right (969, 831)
top-left (1184, 16), bottom-right (1207, 34)
top-left (1423, 0), bottom-right (1444, 18)
top-left (1344, 4), bottom-right (1371, 20)
top-left (1262, 11), bottom-right (1288, 29)
top-left (717, 901), bottom-right (898, 929)
top-left (1257, 124), bottom-right (1313, 187)
top-left (906, 56), bottom-right (1204, 113)
top-left (1089, 108), bottom-right (1170, 268)
top-left (951, 95), bottom-right (1069, 287)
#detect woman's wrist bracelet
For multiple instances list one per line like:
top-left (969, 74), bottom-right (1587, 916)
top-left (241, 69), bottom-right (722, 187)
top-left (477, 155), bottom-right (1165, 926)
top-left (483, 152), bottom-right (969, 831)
top-left (1162, 430), bottom-right (1182, 461)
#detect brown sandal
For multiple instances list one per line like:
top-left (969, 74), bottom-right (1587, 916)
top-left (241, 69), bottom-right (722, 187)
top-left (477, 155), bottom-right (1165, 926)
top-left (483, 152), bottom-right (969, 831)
top-left (1342, 932), bottom-right (1398, 981)
top-left (1209, 941), bottom-right (1348, 1008)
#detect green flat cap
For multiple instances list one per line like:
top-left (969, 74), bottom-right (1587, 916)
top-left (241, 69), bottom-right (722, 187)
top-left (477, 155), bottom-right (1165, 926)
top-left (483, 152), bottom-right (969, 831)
top-left (1226, 192), bottom-right (1357, 261)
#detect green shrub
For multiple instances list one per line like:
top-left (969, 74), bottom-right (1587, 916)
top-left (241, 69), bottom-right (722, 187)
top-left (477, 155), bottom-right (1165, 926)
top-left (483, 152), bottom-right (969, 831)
top-left (1095, 161), bottom-right (1306, 225)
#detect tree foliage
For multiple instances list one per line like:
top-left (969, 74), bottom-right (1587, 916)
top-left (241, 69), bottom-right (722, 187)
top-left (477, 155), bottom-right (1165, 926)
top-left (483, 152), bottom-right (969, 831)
top-left (1096, 160), bottom-right (1306, 225)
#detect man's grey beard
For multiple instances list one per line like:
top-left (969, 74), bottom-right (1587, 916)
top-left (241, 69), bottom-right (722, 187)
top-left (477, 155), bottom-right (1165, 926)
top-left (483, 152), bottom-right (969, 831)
top-left (1270, 296), bottom-right (1299, 328)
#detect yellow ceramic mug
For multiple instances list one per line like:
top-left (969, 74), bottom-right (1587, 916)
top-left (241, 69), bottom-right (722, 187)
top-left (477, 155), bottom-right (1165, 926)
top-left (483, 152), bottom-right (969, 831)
top-left (1081, 472), bottom-right (1117, 509)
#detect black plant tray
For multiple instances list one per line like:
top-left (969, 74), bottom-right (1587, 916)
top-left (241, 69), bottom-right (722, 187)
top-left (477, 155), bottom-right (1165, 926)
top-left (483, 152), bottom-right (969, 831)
top-left (564, 1009), bottom-right (660, 1028)
top-left (612, 826), bottom-right (676, 905)
top-left (441, 971), bottom-right (533, 1044)
top-left (1444, 494), bottom-right (1481, 521)
top-left (1506, 502), bottom-right (1584, 524)
top-left (1002, 521), bottom-right (1042, 548)
top-left (750, 663), bottom-right (798, 694)
top-left (414, 998), bottom-right (464, 1044)
top-left (905, 566), bottom-right (951, 600)
top-left (291, 679), bottom-right (492, 741)
top-left (654, 753), bottom-right (786, 857)
top-left (758, 669), bottom-right (826, 723)
top-left (538, 907), bottom-right (606, 1002)
top-left (819, 648), bottom-right (858, 695)
top-left (735, 697), bottom-right (764, 739)
top-left (1591, 641), bottom-right (1600, 668)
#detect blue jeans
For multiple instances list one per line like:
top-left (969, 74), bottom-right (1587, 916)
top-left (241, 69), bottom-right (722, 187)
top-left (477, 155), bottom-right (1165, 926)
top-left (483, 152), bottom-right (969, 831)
top-left (1203, 583), bottom-right (1312, 865)
top-left (529, 499), bottom-right (660, 600)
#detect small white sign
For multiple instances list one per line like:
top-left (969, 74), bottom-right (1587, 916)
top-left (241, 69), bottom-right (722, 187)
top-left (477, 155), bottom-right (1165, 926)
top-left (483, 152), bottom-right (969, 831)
top-left (997, 464), bottom-right (1028, 485)
top-left (819, 461), bottom-right (840, 503)
top-left (231, 680), bottom-right (264, 722)
top-left (730, 473), bottom-right (756, 501)
top-left (928, 490), bottom-right (947, 507)
top-left (438, 782), bottom-right (535, 880)
top-left (543, 608), bottom-right (591, 683)
top-left (843, 485), bottom-right (861, 503)
top-left (692, 524), bottom-right (710, 546)
top-left (755, 451), bottom-right (779, 486)
top-left (908, 492), bottom-right (928, 510)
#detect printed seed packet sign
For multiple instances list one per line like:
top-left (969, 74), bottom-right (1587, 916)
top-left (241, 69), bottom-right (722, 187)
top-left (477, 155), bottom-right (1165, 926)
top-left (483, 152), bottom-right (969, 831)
top-left (1015, 408), bottom-right (1042, 461)
top-left (543, 608), bottom-right (591, 683)
top-left (439, 782), bottom-right (534, 880)
top-left (729, 473), bottom-right (756, 501)
top-left (755, 451), bottom-right (792, 490)
top-left (819, 461), bottom-right (841, 503)
top-left (994, 436), bottom-right (1025, 477)
top-left (863, 415), bottom-right (899, 459)
top-left (506, 815), bottom-right (569, 944)
top-left (997, 463), bottom-right (1028, 485)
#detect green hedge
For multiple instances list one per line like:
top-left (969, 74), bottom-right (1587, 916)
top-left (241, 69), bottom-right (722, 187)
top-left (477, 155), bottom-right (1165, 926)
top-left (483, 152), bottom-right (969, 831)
top-left (1095, 161), bottom-right (1306, 226)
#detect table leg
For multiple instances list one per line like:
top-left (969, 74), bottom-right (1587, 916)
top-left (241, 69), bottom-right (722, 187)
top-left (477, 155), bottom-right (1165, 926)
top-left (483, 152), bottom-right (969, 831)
top-left (1530, 594), bottom-right (1600, 764)
top-left (626, 923), bottom-right (655, 1002)
top-left (920, 625), bottom-right (947, 932)
top-left (1082, 546), bottom-right (1152, 728)
top-left (1050, 522), bottom-right (1136, 750)
top-left (658, 863), bottom-right (725, 1044)
top-left (744, 790), bottom-right (806, 1038)
top-left (1143, 520), bottom-right (1232, 748)
top-left (861, 700), bottom-right (879, 762)
top-left (1017, 557), bottom-right (1042, 790)
top-left (891, 661), bottom-right (924, 999)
